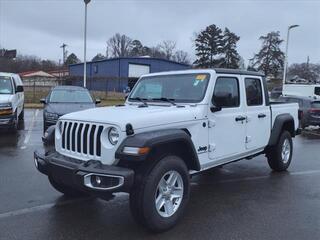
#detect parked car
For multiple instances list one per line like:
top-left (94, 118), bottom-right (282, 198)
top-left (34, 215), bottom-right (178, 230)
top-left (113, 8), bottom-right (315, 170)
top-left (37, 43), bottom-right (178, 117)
top-left (34, 69), bottom-right (300, 232)
top-left (279, 95), bottom-right (320, 128)
top-left (0, 72), bottom-right (24, 130)
top-left (270, 86), bottom-right (282, 99)
top-left (41, 85), bottom-right (100, 134)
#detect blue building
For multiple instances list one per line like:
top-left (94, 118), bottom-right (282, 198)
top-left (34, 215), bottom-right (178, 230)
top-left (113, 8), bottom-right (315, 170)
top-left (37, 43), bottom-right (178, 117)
top-left (68, 57), bottom-right (190, 92)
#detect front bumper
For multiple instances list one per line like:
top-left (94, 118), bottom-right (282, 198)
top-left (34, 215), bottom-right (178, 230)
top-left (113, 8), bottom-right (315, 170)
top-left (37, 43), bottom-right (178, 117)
top-left (34, 150), bottom-right (134, 194)
top-left (0, 114), bottom-right (15, 127)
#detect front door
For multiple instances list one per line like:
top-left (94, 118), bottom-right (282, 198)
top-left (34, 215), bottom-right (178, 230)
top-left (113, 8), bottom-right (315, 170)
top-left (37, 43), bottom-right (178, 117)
top-left (208, 76), bottom-right (246, 163)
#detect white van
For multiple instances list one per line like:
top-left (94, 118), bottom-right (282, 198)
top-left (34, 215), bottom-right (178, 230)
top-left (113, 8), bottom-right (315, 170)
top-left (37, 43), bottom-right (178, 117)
top-left (283, 84), bottom-right (320, 99)
top-left (0, 72), bottom-right (24, 130)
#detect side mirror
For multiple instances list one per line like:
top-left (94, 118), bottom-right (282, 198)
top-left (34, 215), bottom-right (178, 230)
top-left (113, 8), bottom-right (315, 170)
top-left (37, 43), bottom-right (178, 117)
top-left (210, 105), bottom-right (222, 112)
top-left (95, 99), bottom-right (101, 104)
top-left (40, 98), bottom-right (46, 104)
top-left (16, 86), bottom-right (24, 93)
top-left (124, 93), bottom-right (129, 100)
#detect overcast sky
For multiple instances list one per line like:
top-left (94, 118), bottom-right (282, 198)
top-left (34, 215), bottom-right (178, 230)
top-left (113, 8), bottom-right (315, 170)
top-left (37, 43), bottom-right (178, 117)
top-left (0, 0), bottom-right (319, 65)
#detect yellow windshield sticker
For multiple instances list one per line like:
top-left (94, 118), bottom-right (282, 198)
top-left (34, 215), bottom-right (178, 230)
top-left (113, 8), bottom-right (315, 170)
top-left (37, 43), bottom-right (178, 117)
top-left (196, 74), bottom-right (206, 81)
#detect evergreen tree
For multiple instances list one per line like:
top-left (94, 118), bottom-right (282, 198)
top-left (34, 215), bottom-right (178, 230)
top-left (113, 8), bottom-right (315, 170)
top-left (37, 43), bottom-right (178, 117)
top-left (65, 53), bottom-right (80, 65)
top-left (251, 31), bottom-right (284, 77)
top-left (130, 40), bottom-right (144, 56)
top-left (220, 28), bottom-right (240, 69)
top-left (194, 24), bottom-right (224, 68)
top-left (92, 53), bottom-right (105, 61)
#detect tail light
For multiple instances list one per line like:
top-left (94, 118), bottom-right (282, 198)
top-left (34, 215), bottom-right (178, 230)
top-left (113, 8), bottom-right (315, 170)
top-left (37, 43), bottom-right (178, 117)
top-left (308, 108), bottom-right (320, 114)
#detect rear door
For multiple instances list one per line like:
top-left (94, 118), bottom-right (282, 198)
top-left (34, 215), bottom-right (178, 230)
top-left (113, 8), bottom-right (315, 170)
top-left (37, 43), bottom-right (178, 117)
top-left (244, 77), bottom-right (270, 150)
top-left (208, 75), bottom-right (246, 162)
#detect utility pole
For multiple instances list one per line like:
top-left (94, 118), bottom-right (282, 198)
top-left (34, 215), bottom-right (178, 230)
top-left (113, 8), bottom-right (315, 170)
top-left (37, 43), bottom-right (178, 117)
top-left (283, 25), bottom-right (299, 85)
top-left (60, 43), bottom-right (68, 65)
top-left (83, 0), bottom-right (91, 88)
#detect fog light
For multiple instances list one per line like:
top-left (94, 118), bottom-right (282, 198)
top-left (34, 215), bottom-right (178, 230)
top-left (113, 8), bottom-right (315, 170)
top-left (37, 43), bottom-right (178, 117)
top-left (95, 176), bottom-right (102, 185)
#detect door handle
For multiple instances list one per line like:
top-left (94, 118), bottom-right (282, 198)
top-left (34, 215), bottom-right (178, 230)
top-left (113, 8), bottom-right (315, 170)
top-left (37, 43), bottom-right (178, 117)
top-left (258, 113), bottom-right (266, 118)
top-left (235, 116), bottom-right (246, 122)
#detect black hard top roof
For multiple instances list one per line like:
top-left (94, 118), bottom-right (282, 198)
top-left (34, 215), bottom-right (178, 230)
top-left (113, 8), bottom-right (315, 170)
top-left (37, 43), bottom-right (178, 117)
top-left (214, 68), bottom-right (265, 77)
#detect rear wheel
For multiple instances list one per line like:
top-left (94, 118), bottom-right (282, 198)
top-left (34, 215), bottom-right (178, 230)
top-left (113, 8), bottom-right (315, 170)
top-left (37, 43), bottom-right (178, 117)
top-left (48, 176), bottom-right (88, 198)
top-left (129, 155), bottom-right (190, 232)
top-left (267, 130), bottom-right (293, 171)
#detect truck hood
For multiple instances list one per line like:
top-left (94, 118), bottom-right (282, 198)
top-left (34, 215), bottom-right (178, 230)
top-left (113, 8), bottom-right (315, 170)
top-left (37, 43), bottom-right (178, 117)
top-left (60, 104), bottom-right (200, 131)
top-left (0, 94), bottom-right (12, 104)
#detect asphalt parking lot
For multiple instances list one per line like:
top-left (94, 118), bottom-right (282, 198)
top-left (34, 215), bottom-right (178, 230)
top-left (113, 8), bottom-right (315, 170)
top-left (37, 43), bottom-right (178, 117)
top-left (0, 109), bottom-right (320, 240)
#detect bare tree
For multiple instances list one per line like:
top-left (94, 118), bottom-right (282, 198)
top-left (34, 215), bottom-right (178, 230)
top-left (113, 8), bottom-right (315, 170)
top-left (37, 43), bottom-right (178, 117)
top-left (159, 40), bottom-right (176, 60)
top-left (107, 33), bottom-right (133, 57)
top-left (173, 50), bottom-right (190, 64)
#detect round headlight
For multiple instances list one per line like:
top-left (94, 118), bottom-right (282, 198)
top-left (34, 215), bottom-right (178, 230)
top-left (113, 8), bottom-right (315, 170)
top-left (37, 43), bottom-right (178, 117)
top-left (108, 127), bottom-right (119, 145)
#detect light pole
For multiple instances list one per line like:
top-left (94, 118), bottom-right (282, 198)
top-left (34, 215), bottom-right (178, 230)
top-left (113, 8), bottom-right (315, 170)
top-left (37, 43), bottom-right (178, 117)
top-left (283, 24), bottom-right (299, 85)
top-left (83, 0), bottom-right (91, 88)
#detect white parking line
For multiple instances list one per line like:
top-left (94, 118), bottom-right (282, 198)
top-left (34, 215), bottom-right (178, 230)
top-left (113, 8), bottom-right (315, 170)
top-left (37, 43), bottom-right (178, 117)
top-left (20, 109), bottom-right (39, 149)
top-left (0, 198), bottom-right (90, 220)
top-left (191, 169), bottom-right (320, 186)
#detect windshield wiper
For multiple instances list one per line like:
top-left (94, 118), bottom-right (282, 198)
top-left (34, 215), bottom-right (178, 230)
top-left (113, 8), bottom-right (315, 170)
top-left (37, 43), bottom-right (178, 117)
top-left (151, 97), bottom-right (176, 106)
top-left (129, 97), bottom-right (148, 106)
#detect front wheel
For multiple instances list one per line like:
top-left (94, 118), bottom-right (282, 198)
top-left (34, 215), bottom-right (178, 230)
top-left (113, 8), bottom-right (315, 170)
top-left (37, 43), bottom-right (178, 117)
top-left (129, 155), bottom-right (190, 232)
top-left (267, 130), bottom-right (293, 172)
top-left (19, 108), bottom-right (24, 121)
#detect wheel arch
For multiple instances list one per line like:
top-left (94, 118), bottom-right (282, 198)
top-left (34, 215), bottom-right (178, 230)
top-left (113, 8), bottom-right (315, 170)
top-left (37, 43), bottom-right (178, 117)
top-left (115, 129), bottom-right (200, 171)
top-left (267, 113), bottom-right (295, 147)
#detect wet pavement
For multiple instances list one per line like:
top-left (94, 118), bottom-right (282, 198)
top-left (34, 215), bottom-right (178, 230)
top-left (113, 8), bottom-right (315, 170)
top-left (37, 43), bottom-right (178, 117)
top-left (0, 109), bottom-right (319, 240)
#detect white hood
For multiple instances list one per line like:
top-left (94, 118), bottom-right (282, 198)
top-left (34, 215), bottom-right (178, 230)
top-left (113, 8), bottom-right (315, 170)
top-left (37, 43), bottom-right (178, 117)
top-left (60, 104), bottom-right (201, 131)
top-left (0, 95), bottom-right (12, 104)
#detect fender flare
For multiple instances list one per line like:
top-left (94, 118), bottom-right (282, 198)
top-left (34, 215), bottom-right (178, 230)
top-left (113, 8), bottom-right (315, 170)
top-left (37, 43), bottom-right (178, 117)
top-left (42, 125), bottom-right (55, 146)
top-left (115, 129), bottom-right (200, 171)
top-left (268, 113), bottom-right (295, 146)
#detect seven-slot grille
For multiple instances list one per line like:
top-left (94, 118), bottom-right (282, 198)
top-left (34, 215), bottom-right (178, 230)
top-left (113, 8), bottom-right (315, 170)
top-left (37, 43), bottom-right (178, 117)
top-left (60, 121), bottom-right (104, 158)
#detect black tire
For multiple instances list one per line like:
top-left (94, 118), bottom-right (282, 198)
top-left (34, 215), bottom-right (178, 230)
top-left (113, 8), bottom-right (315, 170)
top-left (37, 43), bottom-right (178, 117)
top-left (48, 176), bottom-right (88, 198)
top-left (10, 112), bottom-right (19, 132)
top-left (43, 121), bottom-right (48, 134)
top-left (129, 155), bottom-right (190, 232)
top-left (19, 108), bottom-right (24, 121)
top-left (267, 130), bottom-right (293, 172)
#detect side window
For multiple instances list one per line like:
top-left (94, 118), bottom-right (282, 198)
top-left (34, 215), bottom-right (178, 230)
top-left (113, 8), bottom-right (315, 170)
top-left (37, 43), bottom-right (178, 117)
top-left (245, 78), bottom-right (263, 106)
top-left (315, 87), bottom-right (320, 96)
top-left (212, 77), bottom-right (240, 108)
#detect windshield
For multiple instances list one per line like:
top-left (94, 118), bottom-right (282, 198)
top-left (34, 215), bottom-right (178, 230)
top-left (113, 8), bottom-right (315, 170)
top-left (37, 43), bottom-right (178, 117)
top-left (129, 73), bottom-right (210, 103)
top-left (311, 101), bottom-right (320, 108)
top-left (0, 77), bottom-right (13, 94)
top-left (49, 89), bottom-right (93, 103)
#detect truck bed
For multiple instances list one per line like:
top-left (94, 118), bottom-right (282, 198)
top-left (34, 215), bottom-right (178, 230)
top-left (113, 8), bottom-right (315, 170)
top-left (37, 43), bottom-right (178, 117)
top-left (270, 102), bottom-right (299, 131)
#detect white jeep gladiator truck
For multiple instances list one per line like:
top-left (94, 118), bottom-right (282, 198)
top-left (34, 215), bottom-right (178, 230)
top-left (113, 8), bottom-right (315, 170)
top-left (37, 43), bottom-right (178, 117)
top-left (34, 69), bottom-right (300, 232)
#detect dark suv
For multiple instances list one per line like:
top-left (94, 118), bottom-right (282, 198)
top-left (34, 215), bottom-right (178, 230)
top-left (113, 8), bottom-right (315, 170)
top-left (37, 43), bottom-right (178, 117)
top-left (40, 86), bottom-right (100, 133)
top-left (279, 95), bottom-right (320, 128)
